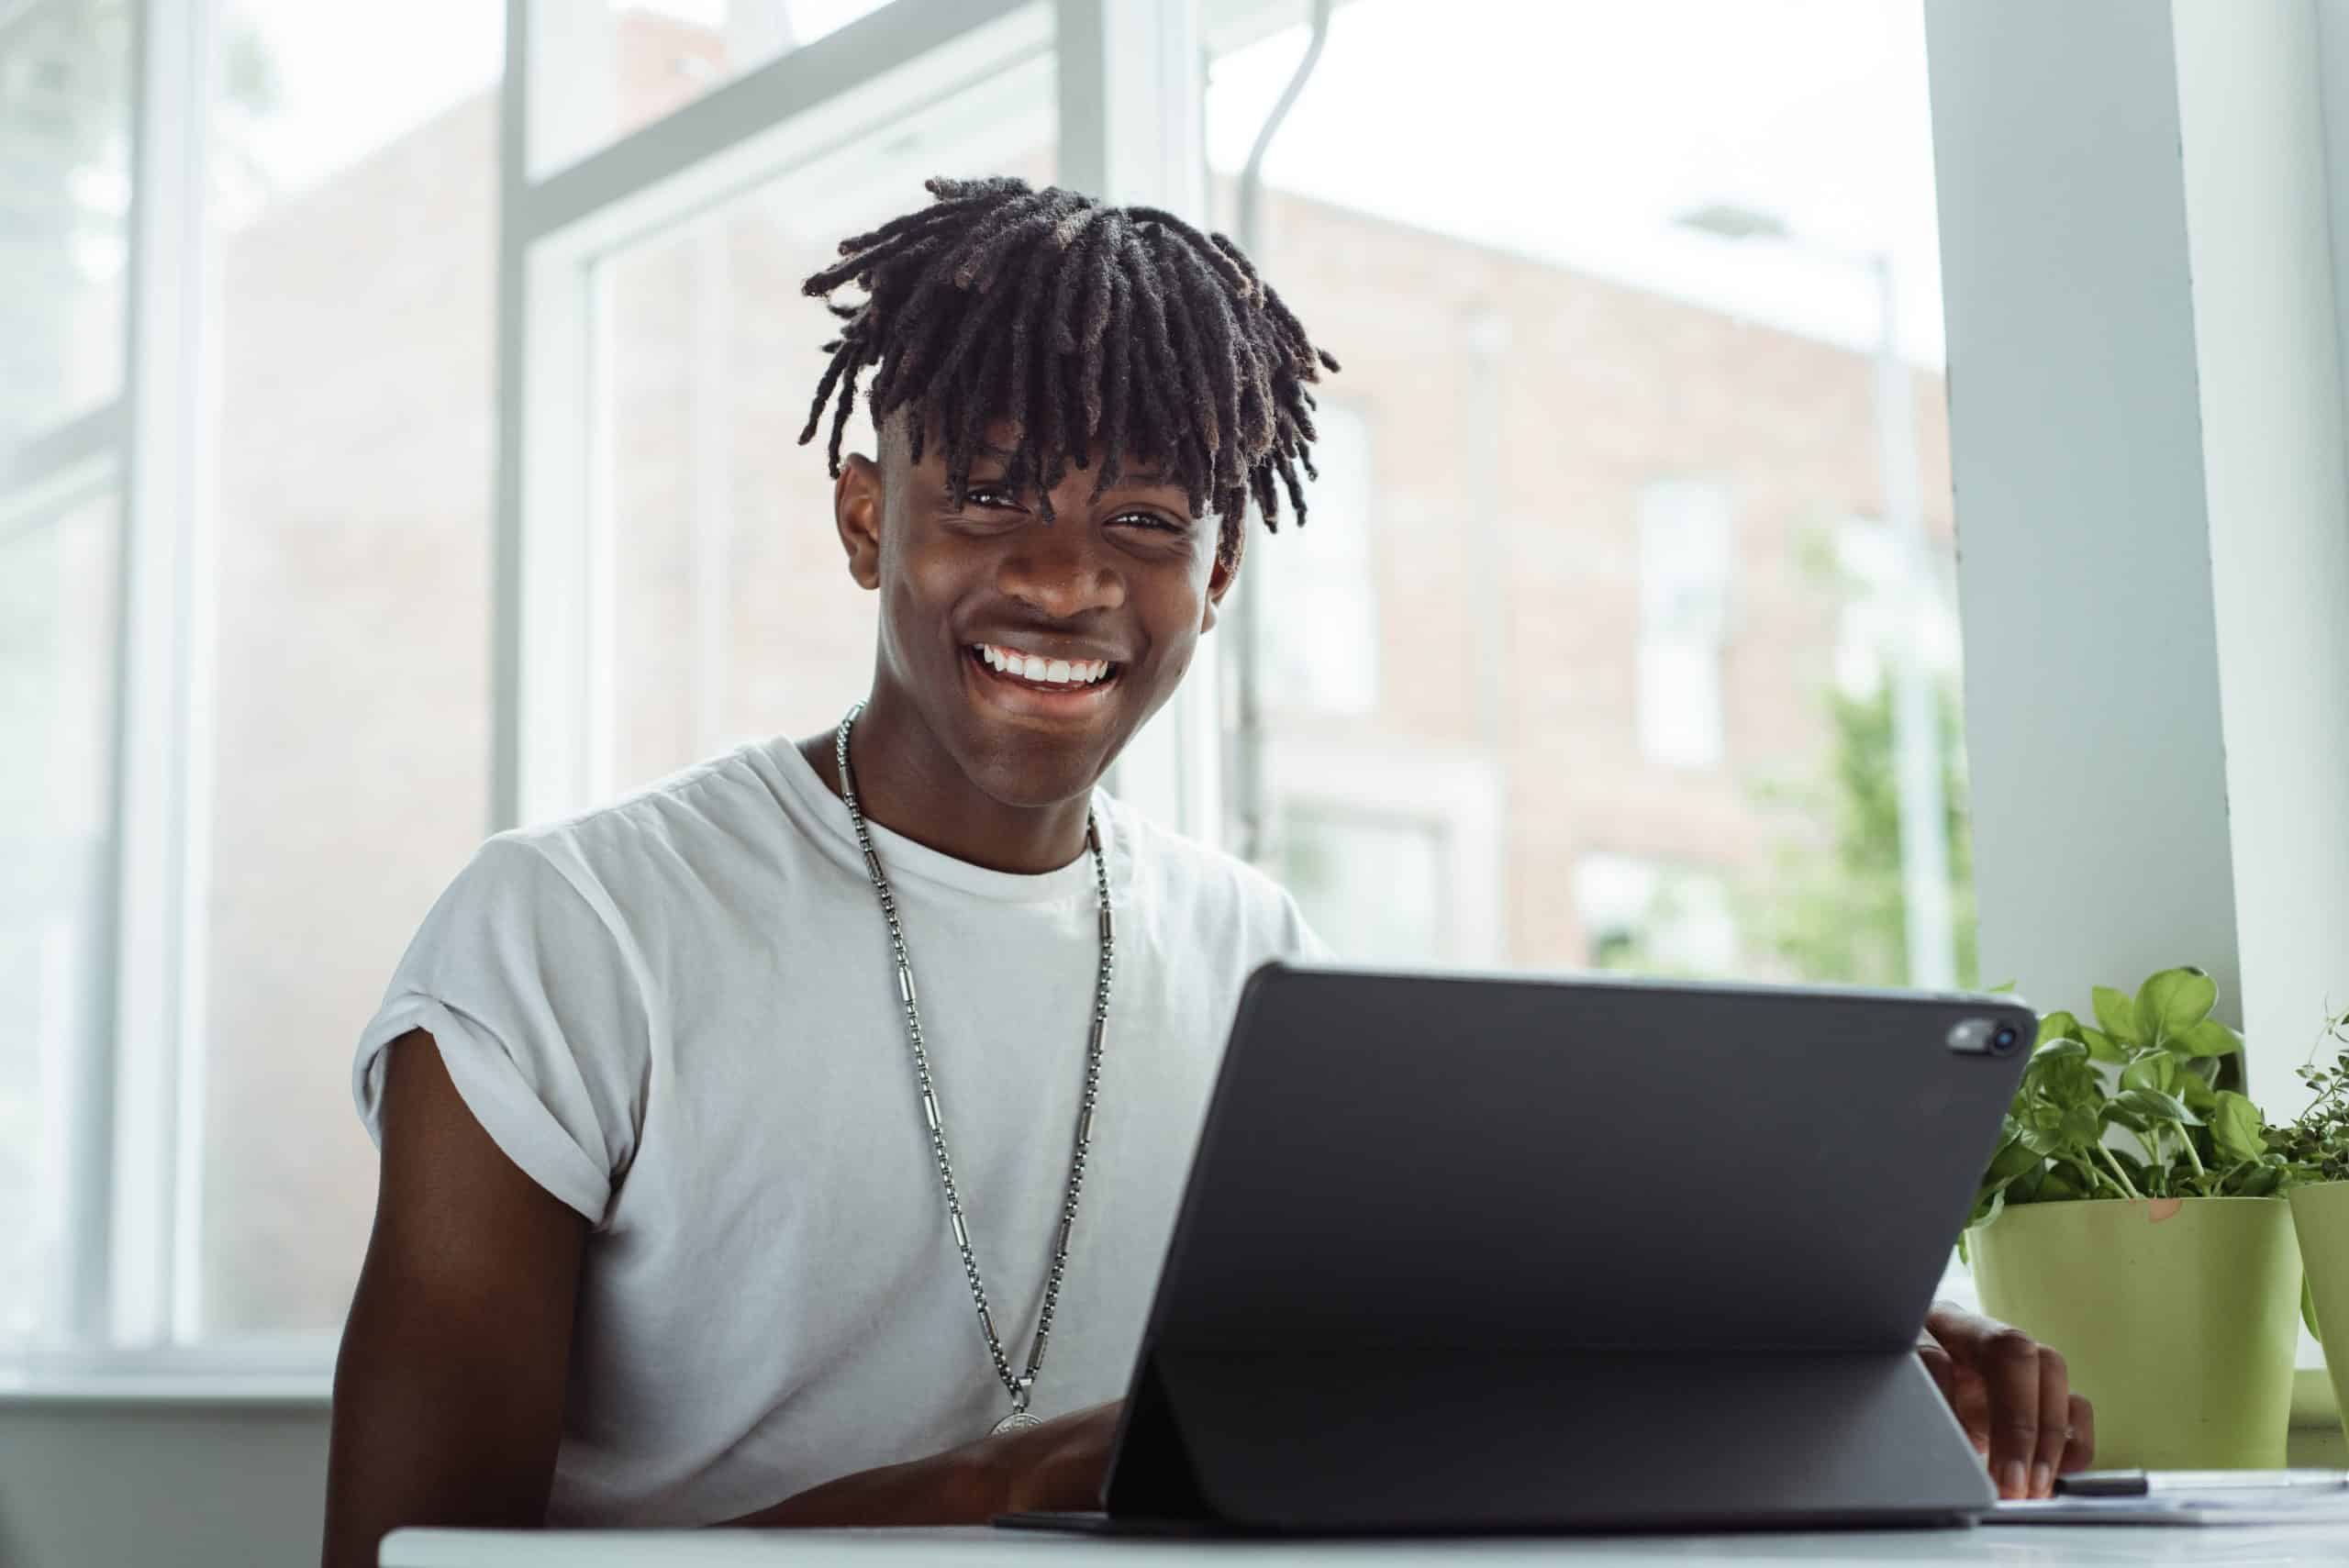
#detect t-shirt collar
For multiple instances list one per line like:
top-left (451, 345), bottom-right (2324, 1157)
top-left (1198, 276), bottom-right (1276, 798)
top-left (759, 731), bottom-right (1119, 906)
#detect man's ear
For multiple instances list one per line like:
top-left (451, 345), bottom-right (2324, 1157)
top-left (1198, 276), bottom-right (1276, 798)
top-left (835, 453), bottom-right (885, 590)
top-left (1200, 527), bottom-right (1241, 635)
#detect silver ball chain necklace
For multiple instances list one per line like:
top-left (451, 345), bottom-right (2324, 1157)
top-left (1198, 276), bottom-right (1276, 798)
top-left (833, 700), bottom-right (1113, 1436)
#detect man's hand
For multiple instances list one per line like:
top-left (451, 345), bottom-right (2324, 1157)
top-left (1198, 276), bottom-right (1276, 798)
top-left (1919, 1302), bottom-right (2095, 1500)
top-left (724, 1400), bottom-right (1123, 1527)
top-left (964, 1401), bottom-right (1124, 1517)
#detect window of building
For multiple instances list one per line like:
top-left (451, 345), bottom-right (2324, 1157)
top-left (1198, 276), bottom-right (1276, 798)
top-left (1636, 478), bottom-right (1733, 771)
top-left (1575, 851), bottom-right (1738, 976)
top-left (1276, 807), bottom-right (1445, 962)
top-left (1260, 400), bottom-right (1377, 715)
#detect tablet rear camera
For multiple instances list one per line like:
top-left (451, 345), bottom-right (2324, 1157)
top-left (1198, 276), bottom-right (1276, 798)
top-left (1947, 1018), bottom-right (2020, 1056)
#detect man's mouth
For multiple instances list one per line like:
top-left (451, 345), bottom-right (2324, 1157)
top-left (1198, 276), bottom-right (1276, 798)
top-left (963, 641), bottom-right (1125, 717)
top-left (973, 641), bottom-right (1118, 686)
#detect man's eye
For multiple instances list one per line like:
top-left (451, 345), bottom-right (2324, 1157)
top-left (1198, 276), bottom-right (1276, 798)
top-left (960, 484), bottom-right (1020, 509)
top-left (1115, 510), bottom-right (1183, 532)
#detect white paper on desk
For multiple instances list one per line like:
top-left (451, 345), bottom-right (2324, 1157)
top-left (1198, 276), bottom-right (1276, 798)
top-left (1988, 1486), bottom-right (2349, 1527)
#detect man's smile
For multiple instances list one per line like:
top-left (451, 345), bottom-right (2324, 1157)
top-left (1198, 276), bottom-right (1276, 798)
top-left (963, 641), bottom-right (1127, 719)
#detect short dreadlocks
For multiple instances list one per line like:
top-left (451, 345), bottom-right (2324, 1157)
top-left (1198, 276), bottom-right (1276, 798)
top-left (797, 175), bottom-right (1341, 575)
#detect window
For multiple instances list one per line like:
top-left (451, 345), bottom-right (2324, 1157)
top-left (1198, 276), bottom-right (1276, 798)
top-left (1636, 478), bottom-right (1732, 771)
top-left (598, 61), bottom-right (1056, 791)
top-left (7, 0), bottom-right (1998, 1377)
top-left (1832, 516), bottom-right (1961, 700)
top-left (1277, 808), bottom-right (1443, 962)
top-left (1260, 400), bottom-right (1376, 715)
top-left (1575, 852), bottom-right (1737, 977)
top-left (529, 0), bottom-right (898, 177)
top-left (0, 0), bottom-right (130, 447)
top-left (188, 0), bottom-right (505, 1344)
top-left (1205, 0), bottom-right (1972, 985)
top-left (0, 478), bottom-right (120, 1352)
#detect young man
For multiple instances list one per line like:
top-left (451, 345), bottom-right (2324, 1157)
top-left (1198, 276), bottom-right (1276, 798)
top-left (322, 175), bottom-right (2089, 1562)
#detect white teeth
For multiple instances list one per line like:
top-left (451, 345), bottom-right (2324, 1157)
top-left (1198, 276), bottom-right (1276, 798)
top-left (974, 644), bottom-right (1114, 686)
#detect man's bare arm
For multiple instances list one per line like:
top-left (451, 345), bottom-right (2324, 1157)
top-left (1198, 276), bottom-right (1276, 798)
top-left (322, 1029), bottom-right (587, 1566)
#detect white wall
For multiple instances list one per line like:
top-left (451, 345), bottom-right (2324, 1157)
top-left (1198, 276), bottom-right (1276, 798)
top-left (1928, 0), bottom-right (2349, 1118)
top-left (2178, 0), bottom-right (2349, 1116)
top-left (0, 1398), bottom-right (329, 1568)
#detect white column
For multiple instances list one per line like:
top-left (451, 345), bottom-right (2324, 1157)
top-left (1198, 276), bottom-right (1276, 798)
top-left (1926, 0), bottom-right (2349, 1119)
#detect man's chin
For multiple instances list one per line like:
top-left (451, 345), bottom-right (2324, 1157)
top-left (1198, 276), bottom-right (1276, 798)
top-left (950, 728), bottom-right (1121, 812)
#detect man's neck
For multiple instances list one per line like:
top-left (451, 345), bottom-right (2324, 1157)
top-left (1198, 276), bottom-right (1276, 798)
top-left (795, 690), bottom-right (1096, 876)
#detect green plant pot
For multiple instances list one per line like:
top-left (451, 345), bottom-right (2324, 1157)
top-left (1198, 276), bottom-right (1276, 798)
top-left (2289, 1181), bottom-right (2349, 1428)
top-left (1969, 1196), bottom-right (2301, 1468)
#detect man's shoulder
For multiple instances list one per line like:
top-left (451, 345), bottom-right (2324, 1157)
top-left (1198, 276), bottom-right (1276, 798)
top-left (484, 743), bottom-right (781, 893)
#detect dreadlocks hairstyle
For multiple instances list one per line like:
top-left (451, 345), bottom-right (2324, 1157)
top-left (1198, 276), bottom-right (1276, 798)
top-left (796, 174), bottom-right (1341, 577)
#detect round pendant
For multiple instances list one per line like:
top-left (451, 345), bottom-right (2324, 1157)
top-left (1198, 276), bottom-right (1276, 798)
top-left (991, 1409), bottom-right (1043, 1436)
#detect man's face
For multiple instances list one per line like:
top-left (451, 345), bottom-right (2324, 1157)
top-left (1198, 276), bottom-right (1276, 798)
top-left (832, 409), bottom-right (1236, 807)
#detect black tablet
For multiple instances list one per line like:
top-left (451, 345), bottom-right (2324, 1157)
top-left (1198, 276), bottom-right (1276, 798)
top-left (1001, 961), bottom-right (2032, 1536)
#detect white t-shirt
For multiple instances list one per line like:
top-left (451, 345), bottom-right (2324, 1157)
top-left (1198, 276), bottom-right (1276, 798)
top-left (351, 732), bottom-right (1327, 1526)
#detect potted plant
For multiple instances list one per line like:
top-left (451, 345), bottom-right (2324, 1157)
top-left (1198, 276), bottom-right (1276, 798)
top-left (1964, 966), bottom-right (2303, 1467)
top-left (2273, 1017), bottom-right (2349, 1426)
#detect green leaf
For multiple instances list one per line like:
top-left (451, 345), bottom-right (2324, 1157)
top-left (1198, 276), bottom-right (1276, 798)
top-left (2175, 1017), bottom-right (2244, 1059)
top-left (2093, 985), bottom-right (2143, 1045)
top-left (2136, 966), bottom-right (2218, 1046)
top-left (2078, 1026), bottom-right (2126, 1063)
top-left (2177, 1072), bottom-right (2218, 1114)
top-left (1988, 980), bottom-right (2018, 995)
top-left (2121, 1054), bottom-right (2178, 1094)
top-left (2306, 1275), bottom-right (2324, 1343)
top-left (2036, 1009), bottom-right (2082, 1047)
top-left (2115, 1087), bottom-right (2192, 1126)
top-left (2210, 1090), bottom-right (2266, 1162)
top-left (1985, 1134), bottom-right (2040, 1184)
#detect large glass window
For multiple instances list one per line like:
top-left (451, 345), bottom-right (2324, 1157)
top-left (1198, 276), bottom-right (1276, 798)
top-left (529, 0), bottom-right (897, 178)
top-left (0, 0), bottom-right (131, 450)
top-left (1207, 0), bottom-right (1972, 988)
top-left (0, 478), bottom-right (120, 1353)
top-left (597, 61), bottom-right (1055, 792)
top-left (190, 0), bottom-right (503, 1342)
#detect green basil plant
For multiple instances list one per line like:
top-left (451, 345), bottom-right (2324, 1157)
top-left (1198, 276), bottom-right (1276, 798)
top-left (1966, 967), bottom-right (2283, 1247)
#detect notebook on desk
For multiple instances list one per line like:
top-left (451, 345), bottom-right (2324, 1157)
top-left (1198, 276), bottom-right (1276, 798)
top-left (998, 961), bottom-right (2033, 1538)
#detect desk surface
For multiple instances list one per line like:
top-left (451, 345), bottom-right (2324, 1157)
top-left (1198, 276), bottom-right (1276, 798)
top-left (381, 1522), bottom-right (2349, 1565)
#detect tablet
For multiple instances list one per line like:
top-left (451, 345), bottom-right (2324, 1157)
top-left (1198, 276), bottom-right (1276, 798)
top-left (1004, 961), bottom-right (2032, 1535)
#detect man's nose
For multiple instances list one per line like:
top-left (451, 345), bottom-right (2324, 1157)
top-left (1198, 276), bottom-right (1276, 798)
top-left (997, 525), bottom-right (1127, 617)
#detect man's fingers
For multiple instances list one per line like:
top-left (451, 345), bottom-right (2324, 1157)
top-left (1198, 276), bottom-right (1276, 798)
top-left (1916, 1340), bottom-right (1959, 1410)
top-left (1977, 1328), bottom-right (2043, 1499)
top-left (2029, 1348), bottom-right (2071, 1498)
top-left (2060, 1392), bottom-right (2097, 1474)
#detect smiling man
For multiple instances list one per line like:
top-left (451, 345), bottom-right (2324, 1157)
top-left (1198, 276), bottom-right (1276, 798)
top-left (321, 176), bottom-right (2088, 1564)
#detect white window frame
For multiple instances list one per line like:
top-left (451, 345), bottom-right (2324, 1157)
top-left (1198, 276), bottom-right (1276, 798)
top-left (0, 0), bottom-right (225, 1371)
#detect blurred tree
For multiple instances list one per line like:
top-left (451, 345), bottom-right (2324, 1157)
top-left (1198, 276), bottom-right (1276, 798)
top-left (1743, 676), bottom-right (1978, 989)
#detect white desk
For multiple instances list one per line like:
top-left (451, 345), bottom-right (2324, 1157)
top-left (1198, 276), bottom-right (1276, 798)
top-left (381, 1522), bottom-right (2349, 1565)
